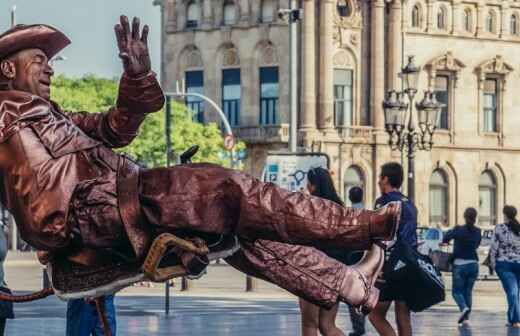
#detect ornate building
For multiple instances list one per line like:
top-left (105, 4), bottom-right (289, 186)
top-left (156, 0), bottom-right (520, 229)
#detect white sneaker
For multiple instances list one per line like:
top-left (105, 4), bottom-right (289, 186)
top-left (458, 308), bottom-right (470, 324)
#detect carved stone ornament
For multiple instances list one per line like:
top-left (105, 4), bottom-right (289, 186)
top-left (333, 50), bottom-right (353, 68)
top-left (425, 51), bottom-right (466, 88)
top-left (334, 0), bottom-right (362, 29)
top-left (184, 47), bottom-right (203, 69)
top-left (223, 47), bottom-right (240, 67)
top-left (475, 55), bottom-right (514, 89)
top-left (261, 45), bottom-right (278, 65)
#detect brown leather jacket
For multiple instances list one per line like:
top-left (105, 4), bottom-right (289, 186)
top-left (0, 72), bottom-right (164, 251)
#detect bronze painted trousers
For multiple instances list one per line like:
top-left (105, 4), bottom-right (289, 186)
top-left (138, 163), bottom-right (371, 307)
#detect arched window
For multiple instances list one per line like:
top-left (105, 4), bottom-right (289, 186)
top-left (463, 8), bottom-right (472, 32)
top-left (337, 0), bottom-right (350, 17)
top-left (412, 5), bottom-right (421, 28)
top-left (223, 1), bottom-right (237, 26)
top-left (437, 6), bottom-right (447, 30)
top-left (486, 10), bottom-right (496, 33)
top-left (511, 14), bottom-right (518, 35)
top-left (479, 171), bottom-right (497, 227)
top-left (261, 0), bottom-right (274, 23)
top-left (186, 1), bottom-right (200, 28)
top-left (343, 166), bottom-right (364, 206)
top-left (429, 170), bottom-right (449, 227)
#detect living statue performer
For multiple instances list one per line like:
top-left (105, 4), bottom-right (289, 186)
top-left (0, 16), bottom-right (400, 315)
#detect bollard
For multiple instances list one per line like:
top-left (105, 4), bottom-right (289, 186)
top-left (180, 277), bottom-right (191, 291)
top-left (42, 267), bottom-right (51, 288)
top-left (246, 275), bottom-right (257, 292)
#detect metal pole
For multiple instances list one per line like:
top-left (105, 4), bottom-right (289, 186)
top-left (11, 6), bottom-right (16, 27)
top-left (289, 1), bottom-right (298, 153)
top-left (10, 5), bottom-right (17, 251)
top-left (164, 95), bottom-right (172, 314)
top-left (406, 98), bottom-right (416, 202)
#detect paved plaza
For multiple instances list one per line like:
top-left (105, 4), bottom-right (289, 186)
top-left (3, 253), bottom-right (519, 335)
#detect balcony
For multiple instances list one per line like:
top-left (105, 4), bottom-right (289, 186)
top-left (232, 124), bottom-right (289, 144)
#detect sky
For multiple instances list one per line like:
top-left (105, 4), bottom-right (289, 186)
top-left (0, 0), bottom-right (161, 78)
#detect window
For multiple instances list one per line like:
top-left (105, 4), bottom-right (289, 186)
top-left (437, 7), bottom-right (447, 30)
top-left (260, 67), bottom-right (279, 125)
top-left (185, 71), bottom-right (204, 123)
top-left (412, 5), bottom-right (421, 28)
top-left (337, 0), bottom-right (350, 17)
top-left (333, 69), bottom-right (353, 127)
top-left (223, 1), bottom-right (237, 25)
top-left (463, 8), bottom-right (472, 32)
top-left (434, 75), bottom-right (449, 129)
top-left (486, 11), bottom-right (496, 33)
top-left (429, 170), bottom-right (449, 227)
top-left (344, 166), bottom-right (364, 206)
top-left (261, 0), bottom-right (274, 23)
top-left (511, 14), bottom-right (518, 35)
top-left (222, 69), bottom-right (241, 127)
top-left (186, 1), bottom-right (200, 28)
top-left (479, 171), bottom-right (497, 227)
top-left (483, 78), bottom-right (498, 132)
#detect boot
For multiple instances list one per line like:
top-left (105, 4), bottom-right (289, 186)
top-left (338, 243), bottom-right (385, 314)
top-left (369, 201), bottom-right (401, 244)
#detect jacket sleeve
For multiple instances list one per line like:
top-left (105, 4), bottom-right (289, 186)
top-left (68, 71), bottom-right (165, 148)
top-left (489, 226), bottom-right (500, 269)
top-left (442, 228), bottom-right (455, 244)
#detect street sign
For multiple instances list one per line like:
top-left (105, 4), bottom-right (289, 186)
top-left (223, 134), bottom-right (235, 151)
top-left (262, 152), bottom-right (330, 192)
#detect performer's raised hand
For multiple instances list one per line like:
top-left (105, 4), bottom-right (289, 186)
top-left (114, 15), bottom-right (151, 77)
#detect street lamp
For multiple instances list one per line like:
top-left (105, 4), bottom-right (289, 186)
top-left (382, 56), bottom-right (444, 202)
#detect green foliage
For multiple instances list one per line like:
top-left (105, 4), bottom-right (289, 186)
top-left (51, 75), bottom-right (245, 168)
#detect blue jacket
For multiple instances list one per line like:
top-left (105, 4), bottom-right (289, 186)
top-left (442, 225), bottom-right (482, 261)
top-left (375, 191), bottom-right (418, 247)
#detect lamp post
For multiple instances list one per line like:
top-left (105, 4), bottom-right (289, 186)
top-left (382, 56), bottom-right (444, 202)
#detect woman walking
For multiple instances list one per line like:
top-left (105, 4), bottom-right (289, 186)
top-left (299, 167), bottom-right (347, 336)
top-left (490, 205), bottom-right (520, 328)
top-left (442, 207), bottom-right (481, 326)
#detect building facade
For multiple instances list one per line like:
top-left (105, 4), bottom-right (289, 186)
top-left (157, 0), bottom-right (520, 229)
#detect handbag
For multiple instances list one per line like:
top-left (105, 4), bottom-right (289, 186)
top-left (383, 240), bottom-right (446, 312)
top-left (429, 250), bottom-right (453, 273)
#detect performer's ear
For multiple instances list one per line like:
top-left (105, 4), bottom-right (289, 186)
top-left (0, 60), bottom-right (16, 80)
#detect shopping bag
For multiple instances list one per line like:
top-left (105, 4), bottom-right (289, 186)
top-left (383, 240), bottom-right (446, 312)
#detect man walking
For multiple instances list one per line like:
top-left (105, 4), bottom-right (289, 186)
top-left (369, 163), bottom-right (418, 336)
top-left (346, 186), bottom-right (367, 336)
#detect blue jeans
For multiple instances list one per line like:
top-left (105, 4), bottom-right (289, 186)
top-left (496, 261), bottom-right (520, 324)
top-left (66, 295), bottom-right (117, 336)
top-left (452, 263), bottom-right (479, 312)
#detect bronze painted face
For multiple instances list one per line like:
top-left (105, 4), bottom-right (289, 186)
top-left (1, 48), bottom-right (54, 100)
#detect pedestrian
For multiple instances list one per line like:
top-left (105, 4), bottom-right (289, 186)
top-left (298, 167), bottom-right (347, 336)
top-left (442, 207), bottom-right (481, 326)
top-left (345, 186), bottom-right (367, 336)
top-left (490, 205), bottom-right (520, 328)
top-left (369, 162), bottom-right (417, 336)
top-left (66, 295), bottom-right (117, 336)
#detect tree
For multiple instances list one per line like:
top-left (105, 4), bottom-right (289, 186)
top-left (51, 75), bottom-right (244, 168)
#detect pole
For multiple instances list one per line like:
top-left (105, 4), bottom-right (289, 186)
top-left (11, 6), bottom-right (16, 27)
top-left (406, 97), bottom-right (416, 202)
top-left (289, 1), bottom-right (298, 153)
top-left (10, 5), bottom-right (17, 251)
top-left (164, 95), bottom-right (172, 315)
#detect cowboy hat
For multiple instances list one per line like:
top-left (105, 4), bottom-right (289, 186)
top-left (0, 24), bottom-right (70, 61)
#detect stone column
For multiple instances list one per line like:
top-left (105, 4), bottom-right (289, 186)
top-left (452, 0), bottom-right (461, 34)
top-left (388, 0), bottom-right (402, 91)
top-left (202, 0), bottom-right (212, 29)
top-left (240, 0), bottom-right (250, 25)
top-left (370, 0), bottom-right (385, 128)
top-left (426, 0), bottom-right (434, 32)
top-left (301, 0), bottom-right (317, 131)
top-left (476, 4), bottom-right (485, 36)
top-left (318, 0), bottom-right (335, 130)
top-left (500, 4), bottom-right (510, 37)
